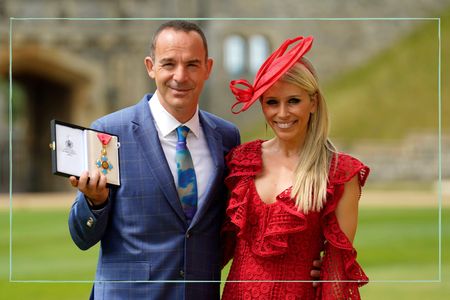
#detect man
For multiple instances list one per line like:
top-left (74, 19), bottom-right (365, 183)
top-left (68, 20), bottom-right (240, 299)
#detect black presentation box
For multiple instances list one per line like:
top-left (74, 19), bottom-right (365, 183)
top-left (49, 120), bottom-right (120, 186)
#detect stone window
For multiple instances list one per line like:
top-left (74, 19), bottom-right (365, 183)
top-left (223, 33), bottom-right (270, 76)
top-left (223, 34), bottom-right (246, 76)
top-left (248, 34), bottom-right (270, 75)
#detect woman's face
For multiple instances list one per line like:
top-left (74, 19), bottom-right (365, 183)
top-left (260, 80), bottom-right (316, 144)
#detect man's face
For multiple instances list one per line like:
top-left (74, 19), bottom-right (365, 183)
top-left (145, 29), bottom-right (213, 122)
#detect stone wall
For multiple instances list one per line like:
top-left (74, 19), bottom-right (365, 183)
top-left (0, 0), bottom-right (448, 191)
top-left (342, 133), bottom-right (450, 182)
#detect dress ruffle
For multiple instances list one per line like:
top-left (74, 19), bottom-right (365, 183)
top-left (221, 141), bottom-right (263, 266)
top-left (223, 141), bottom-right (263, 237)
top-left (315, 155), bottom-right (369, 299)
top-left (251, 189), bottom-right (309, 257)
top-left (224, 140), bottom-right (263, 188)
top-left (319, 153), bottom-right (370, 290)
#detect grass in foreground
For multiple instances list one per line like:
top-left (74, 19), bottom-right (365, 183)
top-left (0, 206), bottom-right (448, 299)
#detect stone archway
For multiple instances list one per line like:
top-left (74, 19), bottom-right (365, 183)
top-left (2, 45), bottom-right (101, 192)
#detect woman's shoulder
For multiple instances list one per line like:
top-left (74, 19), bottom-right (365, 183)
top-left (231, 139), bottom-right (264, 154)
top-left (227, 140), bottom-right (263, 162)
top-left (329, 152), bottom-right (370, 186)
top-left (225, 140), bottom-right (264, 183)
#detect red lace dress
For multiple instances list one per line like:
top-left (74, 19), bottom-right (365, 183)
top-left (221, 140), bottom-right (369, 300)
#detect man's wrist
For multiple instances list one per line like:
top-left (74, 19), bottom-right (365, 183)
top-left (86, 197), bottom-right (108, 210)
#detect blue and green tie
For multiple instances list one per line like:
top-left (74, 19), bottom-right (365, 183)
top-left (175, 126), bottom-right (198, 222)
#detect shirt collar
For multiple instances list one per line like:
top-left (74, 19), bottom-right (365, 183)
top-left (149, 92), bottom-right (200, 138)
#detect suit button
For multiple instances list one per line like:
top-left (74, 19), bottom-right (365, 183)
top-left (86, 217), bottom-right (94, 228)
top-left (179, 270), bottom-right (185, 278)
top-left (186, 232), bottom-right (191, 239)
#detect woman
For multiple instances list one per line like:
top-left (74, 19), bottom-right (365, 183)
top-left (221, 36), bottom-right (369, 299)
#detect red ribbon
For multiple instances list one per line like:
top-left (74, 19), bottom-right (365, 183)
top-left (97, 133), bottom-right (112, 145)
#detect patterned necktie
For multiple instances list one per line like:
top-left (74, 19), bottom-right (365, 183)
top-left (175, 126), bottom-right (198, 222)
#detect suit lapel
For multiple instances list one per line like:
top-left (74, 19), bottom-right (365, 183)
top-left (131, 96), bottom-right (186, 223)
top-left (190, 111), bottom-right (224, 227)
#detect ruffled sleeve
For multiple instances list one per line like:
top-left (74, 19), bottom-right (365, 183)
top-left (316, 153), bottom-right (370, 300)
top-left (221, 140), bottom-right (263, 267)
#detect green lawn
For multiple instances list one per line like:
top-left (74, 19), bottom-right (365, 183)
top-left (1, 206), bottom-right (449, 299)
top-left (1, 209), bottom-right (97, 299)
top-left (356, 207), bottom-right (450, 300)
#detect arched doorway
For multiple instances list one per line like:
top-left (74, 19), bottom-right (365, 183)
top-left (2, 46), bottom-right (97, 192)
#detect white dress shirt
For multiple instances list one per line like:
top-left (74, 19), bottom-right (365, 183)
top-left (149, 93), bottom-right (214, 210)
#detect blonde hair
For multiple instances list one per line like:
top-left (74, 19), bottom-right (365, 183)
top-left (282, 58), bottom-right (337, 213)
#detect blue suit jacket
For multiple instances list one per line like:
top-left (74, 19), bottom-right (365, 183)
top-left (68, 94), bottom-right (240, 300)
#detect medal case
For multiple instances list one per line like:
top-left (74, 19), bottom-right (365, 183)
top-left (49, 119), bottom-right (120, 186)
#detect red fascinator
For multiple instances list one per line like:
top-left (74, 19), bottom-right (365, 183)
top-left (230, 36), bottom-right (314, 114)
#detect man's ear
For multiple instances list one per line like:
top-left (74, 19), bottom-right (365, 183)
top-left (205, 58), bottom-right (214, 79)
top-left (144, 56), bottom-right (155, 79)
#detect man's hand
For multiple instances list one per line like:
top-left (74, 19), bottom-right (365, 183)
top-left (70, 170), bottom-right (109, 206)
top-left (311, 258), bottom-right (322, 287)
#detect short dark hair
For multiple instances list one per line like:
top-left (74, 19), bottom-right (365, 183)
top-left (150, 20), bottom-right (208, 60)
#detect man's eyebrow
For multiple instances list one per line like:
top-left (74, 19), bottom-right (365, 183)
top-left (158, 58), bottom-right (203, 65)
top-left (186, 59), bottom-right (202, 64)
top-left (159, 57), bottom-right (172, 63)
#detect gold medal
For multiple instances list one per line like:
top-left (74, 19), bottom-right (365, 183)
top-left (96, 133), bottom-right (113, 175)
